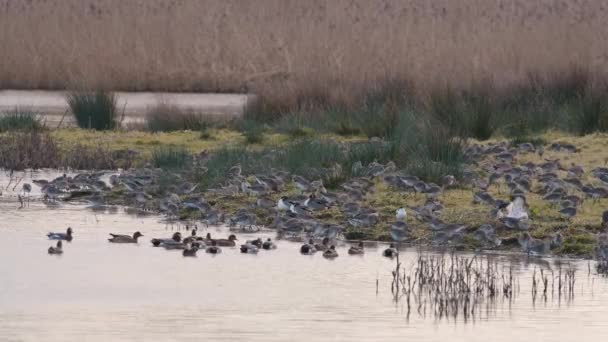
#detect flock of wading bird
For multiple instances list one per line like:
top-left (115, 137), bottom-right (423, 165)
top-left (25, 139), bottom-right (608, 263)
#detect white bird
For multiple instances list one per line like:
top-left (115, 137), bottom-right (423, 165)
top-left (277, 196), bottom-right (292, 211)
top-left (504, 197), bottom-right (529, 220)
top-left (396, 208), bottom-right (407, 222)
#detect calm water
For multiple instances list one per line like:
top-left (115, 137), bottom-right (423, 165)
top-left (1, 171), bottom-right (608, 341)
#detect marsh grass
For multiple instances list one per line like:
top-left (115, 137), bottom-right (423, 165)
top-left (152, 146), bottom-right (191, 169)
top-left (0, 132), bottom-right (60, 170)
top-left (145, 104), bottom-right (219, 132)
top-left (67, 90), bottom-right (118, 130)
top-left (0, 109), bottom-right (44, 132)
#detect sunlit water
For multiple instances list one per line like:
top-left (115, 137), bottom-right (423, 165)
top-left (1, 171), bottom-right (608, 341)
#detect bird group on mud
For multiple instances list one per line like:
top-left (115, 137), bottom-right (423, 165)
top-left (28, 138), bottom-right (608, 264)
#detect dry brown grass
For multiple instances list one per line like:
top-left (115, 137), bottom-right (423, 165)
top-left (1, 0), bottom-right (606, 107)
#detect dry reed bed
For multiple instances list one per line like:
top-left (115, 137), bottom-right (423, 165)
top-left (1, 0), bottom-right (607, 106)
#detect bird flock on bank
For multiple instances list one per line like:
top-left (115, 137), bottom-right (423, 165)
top-left (13, 138), bottom-right (608, 263)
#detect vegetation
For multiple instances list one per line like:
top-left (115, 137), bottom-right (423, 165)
top-left (151, 146), bottom-right (191, 169)
top-left (67, 90), bottom-right (118, 130)
top-left (0, 109), bottom-right (43, 132)
top-left (145, 104), bottom-right (217, 132)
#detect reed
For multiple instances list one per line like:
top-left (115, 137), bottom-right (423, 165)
top-left (2, 1), bottom-right (605, 103)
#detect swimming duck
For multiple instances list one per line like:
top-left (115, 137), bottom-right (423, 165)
top-left (108, 231), bottom-right (144, 243)
top-left (323, 245), bottom-right (339, 258)
top-left (48, 240), bottom-right (63, 254)
top-left (314, 237), bottom-right (330, 252)
top-left (151, 232), bottom-right (182, 247)
top-left (206, 240), bottom-right (222, 254)
top-left (240, 242), bottom-right (259, 254)
top-left (47, 227), bottom-right (73, 241)
top-left (262, 238), bottom-right (277, 250)
top-left (182, 244), bottom-right (198, 257)
top-left (247, 238), bottom-right (263, 248)
top-left (213, 234), bottom-right (238, 247)
top-left (300, 239), bottom-right (316, 255)
top-left (348, 241), bottom-right (365, 255)
top-left (383, 243), bottom-right (398, 258)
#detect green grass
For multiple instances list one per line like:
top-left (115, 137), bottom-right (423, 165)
top-left (66, 90), bottom-right (118, 130)
top-left (151, 146), bottom-right (191, 169)
top-left (0, 109), bottom-right (43, 132)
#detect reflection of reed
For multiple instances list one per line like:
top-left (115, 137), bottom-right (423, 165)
top-left (391, 253), bottom-right (579, 321)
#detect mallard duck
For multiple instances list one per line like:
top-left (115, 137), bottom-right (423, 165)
top-left (240, 242), bottom-right (259, 254)
top-left (48, 241), bottom-right (63, 254)
top-left (348, 241), bottom-right (364, 255)
top-left (151, 232), bottom-right (182, 247)
top-left (108, 231), bottom-right (143, 243)
top-left (300, 239), bottom-right (316, 255)
top-left (47, 227), bottom-right (73, 241)
top-left (262, 238), bottom-right (277, 250)
top-left (314, 237), bottom-right (330, 252)
top-left (213, 234), bottom-right (238, 247)
top-left (323, 245), bottom-right (339, 258)
top-left (182, 244), bottom-right (198, 257)
top-left (383, 243), bottom-right (398, 258)
top-left (206, 240), bottom-right (222, 254)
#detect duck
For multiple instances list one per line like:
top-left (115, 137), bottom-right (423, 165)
top-left (246, 238), bottom-right (263, 248)
top-left (182, 244), bottom-right (198, 257)
top-left (48, 241), bottom-right (63, 255)
top-left (151, 232), bottom-right (182, 247)
top-left (383, 243), bottom-right (398, 258)
top-left (240, 242), bottom-right (259, 254)
top-left (300, 239), bottom-right (316, 255)
top-left (206, 240), bottom-right (222, 254)
top-left (108, 231), bottom-right (144, 243)
top-left (348, 241), bottom-right (365, 255)
top-left (213, 234), bottom-right (238, 247)
top-left (47, 227), bottom-right (73, 241)
top-left (262, 238), bottom-right (277, 250)
top-left (323, 245), bottom-right (339, 258)
top-left (314, 237), bottom-right (330, 252)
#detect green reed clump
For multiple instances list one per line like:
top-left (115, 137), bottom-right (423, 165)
top-left (390, 110), bottom-right (465, 182)
top-left (242, 120), bottom-right (265, 144)
top-left (67, 90), bottom-right (118, 130)
top-left (0, 109), bottom-right (44, 132)
top-left (152, 146), bottom-right (191, 169)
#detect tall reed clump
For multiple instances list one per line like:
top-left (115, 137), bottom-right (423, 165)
top-left (145, 104), bottom-right (216, 132)
top-left (0, 109), bottom-right (44, 132)
top-left (151, 146), bottom-right (191, 169)
top-left (67, 90), bottom-right (118, 130)
top-left (390, 110), bottom-right (465, 182)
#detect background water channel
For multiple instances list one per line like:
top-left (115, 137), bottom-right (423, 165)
top-left (1, 171), bottom-right (607, 341)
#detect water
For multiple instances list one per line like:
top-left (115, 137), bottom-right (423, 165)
top-left (1, 171), bottom-right (608, 341)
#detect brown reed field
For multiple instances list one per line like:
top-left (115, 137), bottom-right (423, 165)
top-left (1, 0), bottom-right (607, 107)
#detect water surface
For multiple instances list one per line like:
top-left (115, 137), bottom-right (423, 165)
top-left (1, 171), bottom-right (607, 341)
